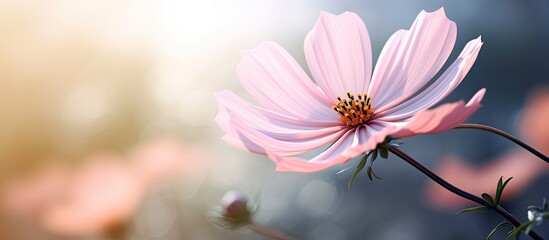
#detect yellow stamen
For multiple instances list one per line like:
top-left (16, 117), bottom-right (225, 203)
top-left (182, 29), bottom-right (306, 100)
top-left (332, 92), bottom-right (374, 127)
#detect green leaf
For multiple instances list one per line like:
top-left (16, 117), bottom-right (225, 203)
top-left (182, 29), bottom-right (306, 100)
top-left (482, 193), bottom-right (495, 205)
top-left (525, 222), bottom-right (536, 235)
top-left (496, 177), bottom-right (513, 205)
top-left (457, 205), bottom-right (490, 214)
top-left (508, 221), bottom-right (535, 240)
top-left (366, 165), bottom-right (382, 181)
top-left (497, 177), bottom-right (503, 191)
top-left (347, 154), bottom-right (369, 190)
top-left (506, 229), bottom-right (514, 240)
top-left (495, 177), bottom-right (503, 204)
top-left (501, 177), bottom-right (513, 192)
top-left (380, 147), bottom-right (389, 159)
top-left (371, 149), bottom-right (378, 161)
top-left (487, 221), bottom-right (513, 240)
top-left (365, 152), bottom-right (382, 181)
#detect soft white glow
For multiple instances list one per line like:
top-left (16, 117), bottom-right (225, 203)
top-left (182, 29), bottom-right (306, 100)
top-left (158, 0), bottom-right (257, 54)
top-left (298, 180), bottom-right (338, 217)
top-left (62, 82), bottom-right (108, 127)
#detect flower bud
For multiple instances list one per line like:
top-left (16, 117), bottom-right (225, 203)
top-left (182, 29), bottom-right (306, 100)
top-left (220, 191), bottom-right (252, 227)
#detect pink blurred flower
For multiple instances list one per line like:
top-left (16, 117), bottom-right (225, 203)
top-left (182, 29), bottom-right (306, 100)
top-left (216, 8), bottom-right (485, 172)
top-left (42, 156), bottom-right (144, 235)
top-left (0, 138), bottom-right (205, 236)
top-left (426, 88), bottom-right (549, 209)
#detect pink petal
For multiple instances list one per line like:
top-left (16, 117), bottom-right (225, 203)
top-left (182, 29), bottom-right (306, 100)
top-left (391, 88), bottom-right (486, 138)
top-left (215, 91), bottom-right (346, 156)
top-left (304, 11), bottom-right (373, 99)
top-left (216, 96), bottom-right (265, 154)
top-left (216, 91), bottom-right (341, 130)
top-left (377, 37), bottom-right (483, 121)
top-left (368, 8), bottom-right (457, 113)
top-left (226, 116), bottom-right (347, 156)
top-left (270, 123), bottom-right (395, 172)
top-left (237, 41), bottom-right (334, 120)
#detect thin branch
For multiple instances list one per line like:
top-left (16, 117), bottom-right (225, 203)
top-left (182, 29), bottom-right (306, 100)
top-left (389, 147), bottom-right (544, 240)
top-left (455, 123), bottom-right (548, 163)
top-left (249, 220), bottom-right (297, 240)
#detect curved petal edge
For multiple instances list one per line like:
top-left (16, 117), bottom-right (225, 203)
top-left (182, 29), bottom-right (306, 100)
top-left (392, 88), bottom-right (486, 138)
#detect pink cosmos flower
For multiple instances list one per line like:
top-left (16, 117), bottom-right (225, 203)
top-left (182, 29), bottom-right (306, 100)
top-left (216, 8), bottom-right (486, 172)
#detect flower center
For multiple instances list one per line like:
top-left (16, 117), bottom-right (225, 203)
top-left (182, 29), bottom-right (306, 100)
top-left (332, 92), bottom-right (375, 127)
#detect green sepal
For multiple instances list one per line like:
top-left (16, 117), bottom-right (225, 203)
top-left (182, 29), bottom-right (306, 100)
top-left (486, 221), bottom-right (512, 240)
top-left (379, 147), bottom-right (389, 159)
top-left (457, 205), bottom-right (490, 214)
top-left (347, 153), bottom-right (369, 190)
top-left (346, 137), bottom-right (400, 189)
top-left (482, 193), bottom-right (495, 206)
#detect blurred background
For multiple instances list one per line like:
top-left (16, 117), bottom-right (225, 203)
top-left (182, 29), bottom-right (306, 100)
top-left (0, 0), bottom-right (548, 239)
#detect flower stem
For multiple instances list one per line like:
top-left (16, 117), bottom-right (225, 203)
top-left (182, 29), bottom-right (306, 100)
top-left (455, 123), bottom-right (549, 163)
top-left (249, 220), bottom-right (296, 240)
top-left (388, 147), bottom-right (544, 240)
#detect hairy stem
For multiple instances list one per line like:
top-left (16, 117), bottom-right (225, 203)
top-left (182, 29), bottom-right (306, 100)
top-left (455, 123), bottom-right (548, 163)
top-left (389, 147), bottom-right (543, 240)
